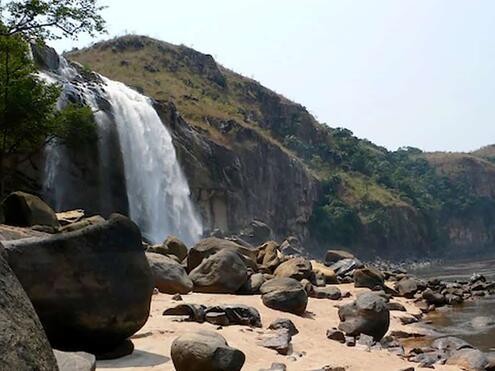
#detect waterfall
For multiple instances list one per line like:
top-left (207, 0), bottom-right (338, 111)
top-left (101, 77), bottom-right (202, 245)
top-left (42, 59), bottom-right (202, 246)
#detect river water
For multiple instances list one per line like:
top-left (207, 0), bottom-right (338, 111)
top-left (412, 258), bottom-right (495, 352)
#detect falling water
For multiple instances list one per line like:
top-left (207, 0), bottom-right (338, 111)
top-left (101, 77), bottom-right (202, 245)
top-left (42, 59), bottom-right (202, 245)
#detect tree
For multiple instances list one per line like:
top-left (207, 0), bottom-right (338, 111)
top-left (0, 33), bottom-right (96, 195)
top-left (0, 0), bottom-right (106, 41)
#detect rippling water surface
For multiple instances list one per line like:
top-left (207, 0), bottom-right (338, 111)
top-left (412, 258), bottom-right (495, 352)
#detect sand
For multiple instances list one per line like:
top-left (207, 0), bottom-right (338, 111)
top-left (97, 284), bottom-right (461, 371)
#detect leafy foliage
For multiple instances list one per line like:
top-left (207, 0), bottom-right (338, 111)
top-left (0, 33), bottom-right (97, 194)
top-left (0, 0), bottom-right (106, 40)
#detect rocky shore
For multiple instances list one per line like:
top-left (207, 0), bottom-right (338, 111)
top-left (1, 191), bottom-right (494, 370)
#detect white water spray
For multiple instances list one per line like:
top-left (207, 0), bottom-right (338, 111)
top-left (102, 77), bottom-right (202, 245)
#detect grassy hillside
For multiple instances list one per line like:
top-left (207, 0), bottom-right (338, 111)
top-left (67, 35), bottom-right (495, 255)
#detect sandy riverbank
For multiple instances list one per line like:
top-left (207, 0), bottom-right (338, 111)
top-left (96, 284), bottom-right (461, 371)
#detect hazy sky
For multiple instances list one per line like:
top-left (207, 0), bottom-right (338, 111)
top-left (52, 0), bottom-right (495, 152)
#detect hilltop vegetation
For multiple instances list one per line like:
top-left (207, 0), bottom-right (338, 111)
top-left (68, 35), bottom-right (495, 257)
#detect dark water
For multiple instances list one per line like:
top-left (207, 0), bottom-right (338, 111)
top-left (412, 258), bottom-right (495, 352)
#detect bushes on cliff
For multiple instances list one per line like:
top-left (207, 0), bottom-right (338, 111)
top-left (0, 34), bottom-right (97, 195)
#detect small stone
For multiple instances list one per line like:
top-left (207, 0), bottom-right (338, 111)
top-left (172, 293), bottom-right (183, 301)
top-left (268, 319), bottom-right (299, 336)
top-left (326, 328), bottom-right (346, 343)
top-left (345, 336), bottom-right (356, 347)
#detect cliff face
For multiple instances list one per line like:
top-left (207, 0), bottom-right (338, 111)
top-left (425, 153), bottom-right (495, 256)
top-left (156, 102), bottom-right (319, 242)
top-left (14, 35), bottom-right (493, 259)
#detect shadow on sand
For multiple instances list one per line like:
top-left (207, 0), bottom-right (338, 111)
top-left (97, 350), bottom-right (170, 368)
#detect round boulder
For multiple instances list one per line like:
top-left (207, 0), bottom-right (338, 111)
top-left (146, 252), bottom-right (193, 294)
top-left (187, 237), bottom-right (257, 272)
top-left (4, 214), bottom-right (154, 352)
top-left (274, 257), bottom-right (312, 281)
top-left (260, 277), bottom-right (308, 315)
top-left (189, 249), bottom-right (248, 293)
top-left (338, 292), bottom-right (390, 341)
top-left (1, 191), bottom-right (60, 228)
top-left (0, 246), bottom-right (58, 370)
top-left (324, 249), bottom-right (355, 264)
top-left (171, 330), bottom-right (245, 371)
top-left (353, 267), bottom-right (384, 289)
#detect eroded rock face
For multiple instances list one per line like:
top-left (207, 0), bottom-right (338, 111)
top-left (0, 245), bottom-right (58, 371)
top-left (353, 267), bottom-right (384, 289)
top-left (274, 257), bottom-right (312, 281)
top-left (187, 237), bottom-right (257, 272)
top-left (2, 191), bottom-right (60, 229)
top-left (4, 214), bottom-right (153, 352)
top-left (338, 292), bottom-right (390, 341)
top-left (260, 277), bottom-right (308, 315)
top-left (189, 249), bottom-right (248, 293)
top-left (146, 252), bottom-right (193, 294)
top-left (171, 330), bottom-right (245, 371)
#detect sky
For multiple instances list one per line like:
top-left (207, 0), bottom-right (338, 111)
top-left (52, 0), bottom-right (495, 152)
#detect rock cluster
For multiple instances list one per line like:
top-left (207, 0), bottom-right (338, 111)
top-left (1, 191), bottom-right (494, 370)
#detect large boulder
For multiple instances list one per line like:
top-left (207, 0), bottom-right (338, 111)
top-left (311, 260), bottom-right (338, 284)
top-left (1, 191), bottom-right (60, 228)
top-left (329, 258), bottom-right (364, 278)
top-left (325, 249), bottom-right (355, 264)
top-left (0, 245), bottom-right (58, 371)
top-left (54, 350), bottom-right (96, 371)
top-left (171, 330), bottom-right (245, 371)
top-left (395, 277), bottom-right (419, 298)
top-left (338, 292), bottom-right (390, 341)
top-left (187, 237), bottom-right (257, 272)
top-left (189, 249), bottom-right (248, 293)
top-left (258, 241), bottom-right (281, 271)
top-left (446, 349), bottom-right (489, 370)
top-left (260, 277), bottom-right (308, 315)
top-left (274, 257), bottom-right (312, 281)
top-left (146, 252), bottom-right (193, 294)
top-left (149, 236), bottom-right (189, 262)
top-left (353, 267), bottom-right (384, 289)
top-left (3, 214), bottom-right (154, 352)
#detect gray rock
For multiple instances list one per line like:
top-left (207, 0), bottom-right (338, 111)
top-left (268, 318), bottom-right (299, 336)
top-left (338, 292), bottom-right (390, 341)
top-left (259, 363), bottom-right (287, 371)
top-left (326, 328), bottom-right (346, 343)
top-left (395, 278), bottom-right (419, 298)
top-left (471, 316), bottom-right (495, 330)
top-left (205, 304), bottom-right (262, 327)
top-left (4, 214), bottom-right (153, 352)
top-left (387, 302), bottom-right (407, 311)
top-left (447, 348), bottom-right (489, 370)
top-left (311, 286), bottom-right (342, 300)
top-left (238, 273), bottom-right (266, 295)
top-left (146, 252), bottom-right (193, 294)
top-left (431, 336), bottom-right (473, 353)
top-left (163, 304), bottom-right (206, 322)
top-left (187, 237), bottom-right (257, 272)
top-left (324, 250), bottom-right (355, 264)
top-left (54, 350), bottom-right (96, 371)
top-left (274, 257), bottom-right (312, 281)
top-left (260, 278), bottom-right (308, 315)
top-left (189, 249), bottom-right (248, 293)
top-left (171, 330), bottom-right (245, 371)
top-left (330, 258), bottom-right (364, 277)
top-left (0, 245), bottom-right (58, 371)
top-left (259, 329), bottom-right (292, 355)
top-left (353, 267), bottom-right (384, 289)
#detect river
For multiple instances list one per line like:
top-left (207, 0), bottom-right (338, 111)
top-left (412, 258), bottom-right (495, 353)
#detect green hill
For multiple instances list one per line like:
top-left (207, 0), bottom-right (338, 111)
top-left (67, 35), bottom-right (495, 258)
